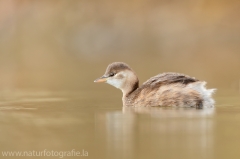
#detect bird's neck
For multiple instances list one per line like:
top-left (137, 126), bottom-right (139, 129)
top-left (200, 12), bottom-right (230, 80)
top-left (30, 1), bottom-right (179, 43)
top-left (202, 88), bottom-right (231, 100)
top-left (122, 80), bottom-right (139, 96)
top-left (121, 77), bottom-right (139, 106)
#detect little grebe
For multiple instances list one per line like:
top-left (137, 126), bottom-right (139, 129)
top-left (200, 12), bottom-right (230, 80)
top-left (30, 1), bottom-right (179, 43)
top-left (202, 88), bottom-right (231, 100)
top-left (94, 62), bottom-right (216, 108)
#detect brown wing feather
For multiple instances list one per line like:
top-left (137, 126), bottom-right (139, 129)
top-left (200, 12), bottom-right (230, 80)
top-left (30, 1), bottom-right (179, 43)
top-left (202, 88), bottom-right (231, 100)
top-left (142, 72), bottom-right (198, 87)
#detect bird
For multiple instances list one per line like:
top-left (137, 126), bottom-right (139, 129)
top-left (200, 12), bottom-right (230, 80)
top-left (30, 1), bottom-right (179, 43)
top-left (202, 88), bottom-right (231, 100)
top-left (94, 62), bottom-right (216, 108)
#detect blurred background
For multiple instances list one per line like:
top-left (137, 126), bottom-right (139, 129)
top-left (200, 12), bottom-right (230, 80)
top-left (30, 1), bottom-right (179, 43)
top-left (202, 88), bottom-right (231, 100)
top-left (1, 1), bottom-right (240, 159)
top-left (0, 0), bottom-right (240, 94)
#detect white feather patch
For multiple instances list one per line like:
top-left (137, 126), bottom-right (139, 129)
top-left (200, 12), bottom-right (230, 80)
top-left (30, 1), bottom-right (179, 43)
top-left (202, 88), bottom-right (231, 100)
top-left (187, 81), bottom-right (216, 107)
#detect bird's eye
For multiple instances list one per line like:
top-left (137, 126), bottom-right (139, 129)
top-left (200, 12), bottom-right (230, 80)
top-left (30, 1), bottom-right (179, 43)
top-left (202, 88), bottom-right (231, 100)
top-left (109, 73), bottom-right (115, 77)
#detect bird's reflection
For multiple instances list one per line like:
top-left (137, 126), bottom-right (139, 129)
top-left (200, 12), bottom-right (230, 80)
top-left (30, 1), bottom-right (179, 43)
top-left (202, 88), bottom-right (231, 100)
top-left (122, 106), bottom-right (215, 117)
top-left (95, 107), bottom-right (215, 159)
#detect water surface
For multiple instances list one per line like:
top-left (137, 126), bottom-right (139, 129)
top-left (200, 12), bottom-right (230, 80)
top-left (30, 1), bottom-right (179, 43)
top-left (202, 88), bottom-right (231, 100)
top-left (0, 90), bottom-right (240, 159)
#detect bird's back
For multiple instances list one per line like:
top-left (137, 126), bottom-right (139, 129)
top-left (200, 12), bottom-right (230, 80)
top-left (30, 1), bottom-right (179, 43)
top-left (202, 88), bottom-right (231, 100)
top-left (124, 72), bottom-right (215, 108)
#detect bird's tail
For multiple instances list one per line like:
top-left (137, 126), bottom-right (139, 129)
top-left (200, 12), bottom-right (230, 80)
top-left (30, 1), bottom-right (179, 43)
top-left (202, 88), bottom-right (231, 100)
top-left (187, 81), bottom-right (216, 107)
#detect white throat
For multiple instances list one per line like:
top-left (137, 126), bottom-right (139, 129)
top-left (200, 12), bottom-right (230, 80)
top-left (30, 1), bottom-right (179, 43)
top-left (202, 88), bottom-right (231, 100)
top-left (106, 70), bottom-right (138, 96)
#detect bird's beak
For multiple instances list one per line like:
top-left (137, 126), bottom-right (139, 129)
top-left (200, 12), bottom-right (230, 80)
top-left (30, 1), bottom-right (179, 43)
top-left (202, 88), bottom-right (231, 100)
top-left (94, 76), bottom-right (108, 83)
